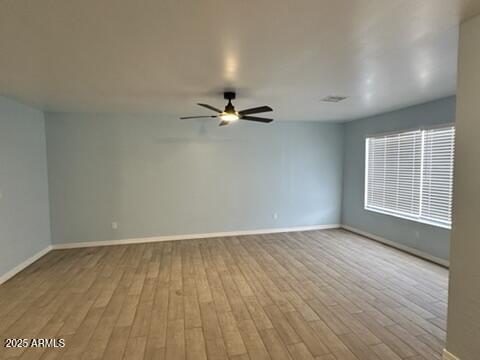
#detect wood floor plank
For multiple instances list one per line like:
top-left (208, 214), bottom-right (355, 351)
top-left (236, 319), bottom-right (271, 360)
top-left (308, 320), bottom-right (358, 360)
top-left (165, 319), bottom-right (185, 360)
top-left (143, 337), bottom-right (164, 360)
top-left (199, 302), bottom-right (223, 341)
top-left (283, 311), bottom-right (330, 357)
top-left (287, 342), bottom-right (315, 360)
top-left (338, 333), bottom-right (381, 360)
top-left (185, 327), bottom-right (207, 360)
top-left (354, 311), bottom-right (417, 358)
top-left (102, 326), bottom-right (131, 360)
top-left (259, 328), bottom-right (293, 360)
top-left (217, 311), bottom-right (247, 357)
top-left (204, 337), bottom-right (228, 360)
top-left (263, 305), bottom-right (301, 345)
top-left (387, 325), bottom-right (440, 360)
top-left (123, 337), bottom-right (147, 360)
top-left (370, 343), bottom-right (402, 360)
top-left (315, 355), bottom-right (337, 360)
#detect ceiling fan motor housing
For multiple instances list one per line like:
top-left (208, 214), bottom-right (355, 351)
top-left (224, 91), bottom-right (236, 100)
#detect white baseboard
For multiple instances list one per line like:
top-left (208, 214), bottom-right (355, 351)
top-left (341, 225), bottom-right (449, 267)
top-left (0, 245), bottom-right (53, 285)
top-left (2, 224), bottom-right (448, 285)
top-left (443, 349), bottom-right (460, 360)
top-left (0, 225), bottom-right (339, 283)
top-left (51, 224), bottom-right (341, 250)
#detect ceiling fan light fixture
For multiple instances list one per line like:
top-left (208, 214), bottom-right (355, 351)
top-left (180, 91), bottom-right (273, 124)
top-left (219, 112), bottom-right (239, 122)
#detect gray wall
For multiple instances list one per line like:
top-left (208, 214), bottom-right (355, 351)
top-left (446, 14), bottom-right (480, 360)
top-left (0, 97), bottom-right (51, 278)
top-left (45, 112), bottom-right (343, 244)
top-left (342, 96), bottom-right (456, 261)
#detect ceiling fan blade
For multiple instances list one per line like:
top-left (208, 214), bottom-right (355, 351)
top-left (240, 115), bottom-right (273, 123)
top-left (198, 103), bottom-right (223, 113)
top-left (180, 115), bottom-right (217, 120)
top-left (218, 120), bottom-right (230, 127)
top-left (238, 106), bottom-right (273, 115)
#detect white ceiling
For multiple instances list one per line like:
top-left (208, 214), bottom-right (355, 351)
top-left (1, 0), bottom-right (480, 121)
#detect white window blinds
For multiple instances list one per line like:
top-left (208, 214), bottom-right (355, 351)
top-left (365, 125), bottom-right (455, 228)
top-left (420, 127), bottom-right (455, 226)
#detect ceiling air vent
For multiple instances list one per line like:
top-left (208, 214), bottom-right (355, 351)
top-left (321, 95), bottom-right (348, 103)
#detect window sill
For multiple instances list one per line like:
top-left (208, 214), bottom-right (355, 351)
top-left (364, 206), bottom-right (452, 230)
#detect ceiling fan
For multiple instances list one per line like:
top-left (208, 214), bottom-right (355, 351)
top-left (180, 91), bottom-right (273, 126)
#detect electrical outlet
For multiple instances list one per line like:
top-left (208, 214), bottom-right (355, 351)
top-left (273, 212), bottom-right (278, 220)
top-left (112, 222), bottom-right (118, 230)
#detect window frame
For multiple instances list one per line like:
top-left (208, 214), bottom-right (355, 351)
top-left (364, 124), bottom-right (454, 230)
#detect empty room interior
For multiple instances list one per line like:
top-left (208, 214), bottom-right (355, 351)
top-left (1, 1), bottom-right (480, 359)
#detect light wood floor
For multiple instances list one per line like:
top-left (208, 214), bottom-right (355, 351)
top-left (0, 229), bottom-right (448, 360)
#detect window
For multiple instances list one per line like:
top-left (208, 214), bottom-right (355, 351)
top-left (365, 125), bottom-right (455, 229)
